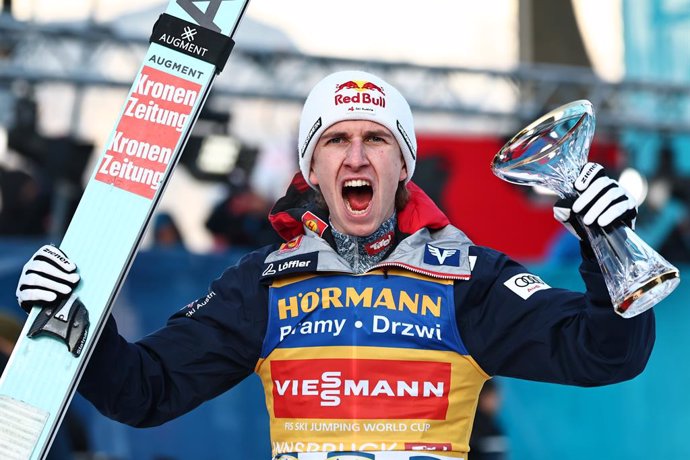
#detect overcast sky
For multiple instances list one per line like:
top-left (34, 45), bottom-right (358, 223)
top-left (10, 0), bottom-right (623, 80)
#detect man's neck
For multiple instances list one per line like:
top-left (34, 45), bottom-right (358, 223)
top-left (331, 213), bottom-right (397, 274)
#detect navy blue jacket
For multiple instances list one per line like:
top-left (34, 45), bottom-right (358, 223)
top-left (78, 178), bottom-right (655, 428)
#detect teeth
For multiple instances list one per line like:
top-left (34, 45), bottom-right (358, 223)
top-left (345, 201), bottom-right (367, 215)
top-left (344, 179), bottom-right (371, 188)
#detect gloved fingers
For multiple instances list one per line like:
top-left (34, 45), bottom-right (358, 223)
top-left (16, 288), bottom-right (59, 306)
top-left (17, 272), bottom-right (75, 297)
top-left (552, 205), bottom-right (571, 223)
top-left (581, 186), bottom-right (626, 226)
top-left (572, 176), bottom-right (617, 214)
top-left (553, 196), bottom-right (575, 220)
top-left (22, 259), bottom-right (80, 285)
top-left (17, 245), bottom-right (79, 313)
top-left (574, 162), bottom-right (605, 193)
top-left (32, 244), bottom-right (77, 274)
top-left (597, 196), bottom-right (637, 227)
top-left (553, 206), bottom-right (583, 240)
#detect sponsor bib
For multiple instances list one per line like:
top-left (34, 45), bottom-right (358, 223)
top-left (256, 269), bottom-right (487, 458)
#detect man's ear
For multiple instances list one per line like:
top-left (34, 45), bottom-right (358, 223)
top-left (399, 158), bottom-right (408, 182)
top-left (309, 168), bottom-right (319, 186)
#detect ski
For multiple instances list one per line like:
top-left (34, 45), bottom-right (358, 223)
top-left (0, 1), bottom-right (250, 458)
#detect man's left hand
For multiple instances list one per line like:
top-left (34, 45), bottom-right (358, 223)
top-left (553, 162), bottom-right (638, 241)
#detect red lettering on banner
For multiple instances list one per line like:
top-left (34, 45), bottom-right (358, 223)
top-left (95, 66), bottom-right (201, 199)
top-left (271, 359), bottom-right (450, 420)
top-left (405, 442), bottom-right (452, 451)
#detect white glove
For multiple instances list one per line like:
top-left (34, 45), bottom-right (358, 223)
top-left (553, 162), bottom-right (638, 241)
top-left (16, 245), bottom-right (80, 313)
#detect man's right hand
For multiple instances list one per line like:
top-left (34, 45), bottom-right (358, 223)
top-left (16, 245), bottom-right (80, 313)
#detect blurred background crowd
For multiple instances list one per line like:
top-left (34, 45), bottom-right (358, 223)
top-left (0, 0), bottom-right (689, 459)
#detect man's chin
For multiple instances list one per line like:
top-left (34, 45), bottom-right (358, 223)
top-left (339, 221), bottom-right (379, 237)
top-left (332, 214), bottom-right (378, 237)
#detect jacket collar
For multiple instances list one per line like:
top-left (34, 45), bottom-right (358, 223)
top-left (263, 173), bottom-right (471, 281)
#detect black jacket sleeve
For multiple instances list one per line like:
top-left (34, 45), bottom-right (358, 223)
top-left (456, 246), bottom-right (655, 387)
top-left (78, 247), bottom-right (273, 427)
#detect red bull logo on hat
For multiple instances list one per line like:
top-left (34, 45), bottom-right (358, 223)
top-left (335, 80), bottom-right (386, 95)
top-left (334, 80), bottom-right (386, 108)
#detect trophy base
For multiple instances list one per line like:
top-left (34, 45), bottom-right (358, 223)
top-left (615, 270), bottom-right (680, 318)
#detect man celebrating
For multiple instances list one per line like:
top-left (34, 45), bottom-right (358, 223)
top-left (17, 70), bottom-right (651, 460)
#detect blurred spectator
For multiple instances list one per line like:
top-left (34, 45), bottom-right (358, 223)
top-left (0, 313), bottom-right (22, 373)
top-left (152, 211), bottom-right (186, 250)
top-left (636, 177), bottom-right (690, 263)
top-left (0, 166), bottom-right (51, 236)
top-left (628, 147), bottom-right (690, 263)
top-left (470, 379), bottom-right (509, 460)
top-left (0, 312), bottom-right (91, 460)
top-left (205, 171), bottom-right (281, 251)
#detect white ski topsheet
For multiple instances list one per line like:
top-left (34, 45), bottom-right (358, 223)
top-left (0, 1), bottom-right (249, 458)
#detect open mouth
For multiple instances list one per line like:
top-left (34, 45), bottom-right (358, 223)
top-left (342, 179), bottom-right (373, 215)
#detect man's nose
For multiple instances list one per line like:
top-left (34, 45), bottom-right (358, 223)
top-left (344, 139), bottom-right (370, 168)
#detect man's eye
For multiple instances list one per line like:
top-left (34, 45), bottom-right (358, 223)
top-left (326, 137), bottom-right (343, 144)
top-left (367, 136), bottom-right (384, 143)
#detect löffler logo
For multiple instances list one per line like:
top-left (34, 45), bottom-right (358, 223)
top-left (334, 80), bottom-right (386, 108)
top-left (271, 358), bottom-right (450, 420)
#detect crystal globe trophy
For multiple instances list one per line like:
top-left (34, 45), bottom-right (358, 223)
top-left (491, 100), bottom-right (680, 318)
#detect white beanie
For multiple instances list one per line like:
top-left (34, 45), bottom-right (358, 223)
top-left (298, 70), bottom-right (417, 188)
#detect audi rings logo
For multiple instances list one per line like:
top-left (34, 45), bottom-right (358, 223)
top-left (513, 274), bottom-right (544, 288)
top-left (504, 272), bottom-right (551, 300)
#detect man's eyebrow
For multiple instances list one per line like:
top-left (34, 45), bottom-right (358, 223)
top-left (320, 128), bottom-right (393, 140)
top-left (321, 130), bottom-right (348, 139)
top-left (364, 129), bottom-right (393, 137)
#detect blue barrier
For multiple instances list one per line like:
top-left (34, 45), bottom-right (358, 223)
top-left (0, 240), bottom-right (686, 459)
top-left (497, 263), bottom-right (689, 460)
